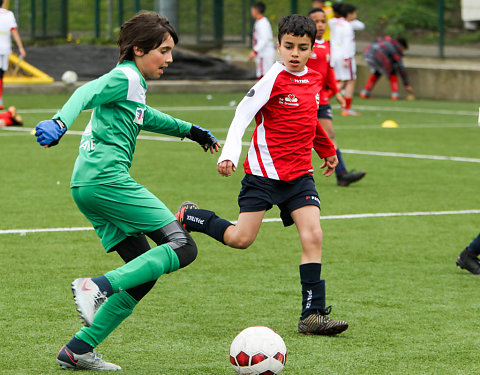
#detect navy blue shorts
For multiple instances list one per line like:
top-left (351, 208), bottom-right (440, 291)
top-left (317, 104), bottom-right (333, 120)
top-left (238, 173), bottom-right (321, 227)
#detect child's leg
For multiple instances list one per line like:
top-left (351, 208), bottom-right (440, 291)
top-left (182, 207), bottom-right (265, 249)
top-left (343, 79), bottom-right (356, 110)
top-left (67, 235), bottom-right (152, 353)
top-left (466, 233), bottom-right (480, 256)
top-left (361, 72), bottom-right (381, 97)
top-left (291, 205), bottom-right (348, 334)
top-left (389, 73), bottom-right (399, 100)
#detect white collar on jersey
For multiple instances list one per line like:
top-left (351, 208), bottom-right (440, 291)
top-left (277, 61), bottom-right (309, 76)
top-left (315, 39), bottom-right (325, 45)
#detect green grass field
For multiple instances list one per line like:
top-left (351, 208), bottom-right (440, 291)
top-left (1, 92), bottom-right (480, 374)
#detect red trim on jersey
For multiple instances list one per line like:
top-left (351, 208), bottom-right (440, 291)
top-left (10, 27), bottom-right (17, 31)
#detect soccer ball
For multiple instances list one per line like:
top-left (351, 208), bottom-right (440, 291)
top-left (229, 326), bottom-right (287, 375)
top-left (61, 70), bottom-right (78, 85)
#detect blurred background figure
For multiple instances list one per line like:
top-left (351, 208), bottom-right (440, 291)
top-left (329, 3), bottom-right (363, 116)
top-left (0, 0), bottom-right (26, 109)
top-left (361, 36), bottom-right (414, 100)
top-left (312, 0), bottom-right (334, 41)
top-left (0, 106), bottom-right (23, 127)
top-left (248, 1), bottom-right (275, 79)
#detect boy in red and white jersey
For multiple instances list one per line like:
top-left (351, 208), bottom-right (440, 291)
top-left (307, 7), bottom-right (365, 187)
top-left (0, 0), bottom-right (26, 109)
top-left (248, 2), bottom-right (275, 79)
top-left (329, 3), bottom-right (363, 116)
top-left (178, 14), bottom-right (349, 336)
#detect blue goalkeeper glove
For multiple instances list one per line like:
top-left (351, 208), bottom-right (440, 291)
top-left (185, 124), bottom-right (219, 151)
top-left (35, 119), bottom-right (67, 147)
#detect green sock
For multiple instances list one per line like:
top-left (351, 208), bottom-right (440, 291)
top-left (75, 291), bottom-right (137, 348)
top-left (105, 244), bottom-right (180, 293)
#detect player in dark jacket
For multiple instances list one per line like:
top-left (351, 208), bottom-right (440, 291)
top-left (360, 36), bottom-right (414, 100)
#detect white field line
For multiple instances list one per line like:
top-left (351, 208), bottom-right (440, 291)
top-left (2, 209), bottom-right (480, 235)
top-left (3, 127), bottom-right (480, 163)
top-left (10, 105), bottom-right (480, 117)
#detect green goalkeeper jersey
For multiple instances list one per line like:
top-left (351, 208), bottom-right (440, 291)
top-left (53, 60), bottom-right (192, 187)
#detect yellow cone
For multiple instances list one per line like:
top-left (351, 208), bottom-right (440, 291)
top-left (381, 120), bottom-right (398, 128)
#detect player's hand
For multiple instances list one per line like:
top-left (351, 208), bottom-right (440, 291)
top-left (335, 93), bottom-right (346, 108)
top-left (34, 119), bottom-right (66, 148)
top-left (186, 125), bottom-right (221, 154)
top-left (217, 160), bottom-right (236, 177)
top-left (343, 59), bottom-right (350, 67)
top-left (248, 50), bottom-right (257, 60)
top-left (320, 155), bottom-right (338, 177)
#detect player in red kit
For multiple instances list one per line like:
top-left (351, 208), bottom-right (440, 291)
top-left (307, 8), bottom-right (365, 187)
top-left (177, 14), bottom-right (349, 336)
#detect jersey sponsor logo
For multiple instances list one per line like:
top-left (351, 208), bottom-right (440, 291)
top-left (79, 138), bottom-right (96, 152)
top-left (134, 107), bottom-right (144, 125)
top-left (246, 89), bottom-right (255, 97)
top-left (293, 78), bottom-right (309, 83)
top-left (310, 52), bottom-right (317, 59)
top-left (279, 93), bottom-right (299, 107)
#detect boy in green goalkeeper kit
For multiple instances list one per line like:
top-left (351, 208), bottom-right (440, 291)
top-left (34, 12), bottom-right (220, 371)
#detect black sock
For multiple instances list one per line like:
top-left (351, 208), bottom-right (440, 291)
top-left (183, 208), bottom-right (232, 244)
top-left (466, 233), bottom-right (480, 256)
top-left (300, 263), bottom-right (326, 319)
top-left (91, 275), bottom-right (113, 297)
top-left (335, 149), bottom-right (347, 177)
top-left (66, 337), bottom-right (93, 354)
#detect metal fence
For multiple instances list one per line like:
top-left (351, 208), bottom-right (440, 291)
top-left (10, 0), bottom-right (306, 47)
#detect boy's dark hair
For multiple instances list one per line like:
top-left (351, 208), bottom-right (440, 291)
top-left (397, 37), bottom-right (409, 50)
top-left (118, 11), bottom-right (178, 63)
top-left (251, 2), bottom-right (266, 14)
top-left (278, 14), bottom-right (317, 47)
top-left (332, 3), bottom-right (343, 17)
top-left (341, 3), bottom-right (357, 17)
top-left (0, 0), bottom-right (4, 7)
top-left (308, 7), bottom-right (325, 16)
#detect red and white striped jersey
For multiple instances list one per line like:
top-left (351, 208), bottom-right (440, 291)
top-left (307, 39), bottom-right (339, 104)
top-left (218, 62), bottom-right (335, 181)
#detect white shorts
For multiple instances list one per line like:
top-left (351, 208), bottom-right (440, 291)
top-left (0, 54), bottom-right (9, 72)
top-left (332, 57), bottom-right (356, 81)
top-left (255, 51), bottom-right (275, 78)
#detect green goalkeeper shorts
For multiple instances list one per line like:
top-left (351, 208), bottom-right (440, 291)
top-left (71, 179), bottom-right (176, 252)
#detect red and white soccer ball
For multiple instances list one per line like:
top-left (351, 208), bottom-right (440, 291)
top-left (229, 326), bottom-right (287, 375)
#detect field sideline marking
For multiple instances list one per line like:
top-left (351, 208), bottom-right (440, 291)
top-left (2, 209), bottom-right (480, 235)
top-left (10, 105), bottom-right (479, 117)
top-left (5, 127), bottom-right (480, 163)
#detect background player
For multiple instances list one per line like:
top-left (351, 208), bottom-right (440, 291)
top-left (360, 36), bottom-right (414, 100)
top-left (0, 105), bottom-right (22, 127)
top-left (312, 0), bottom-right (334, 41)
top-left (248, 2), bottom-right (275, 79)
top-left (307, 8), bottom-right (366, 187)
top-left (456, 233), bottom-right (480, 275)
top-left (178, 14), bottom-right (349, 336)
top-left (0, 0), bottom-right (26, 109)
top-left (329, 3), bottom-right (363, 116)
top-left (34, 12), bottom-right (220, 371)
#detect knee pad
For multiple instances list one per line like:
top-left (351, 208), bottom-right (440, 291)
top-left (148, 221), bottom-right (198, 269)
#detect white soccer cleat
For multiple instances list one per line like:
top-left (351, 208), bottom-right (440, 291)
top-left (57, 345), bottom-right (121, 371)
top-left (71, 278), bottom-right (107, 327)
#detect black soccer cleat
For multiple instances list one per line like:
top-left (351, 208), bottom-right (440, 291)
top-left (456, 249), bottom-right (480, 275)
top-left (175, 201), bottom-right (198, 232)
top-left (337, 170), bottom-right (366, 187)
top-left (298, 306), bottom-right (349, 336)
